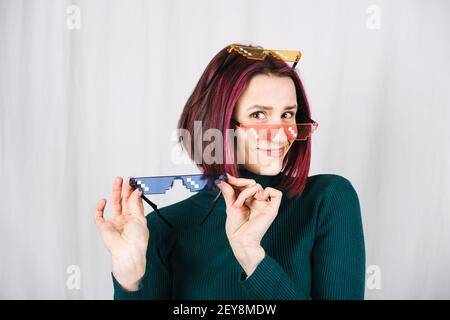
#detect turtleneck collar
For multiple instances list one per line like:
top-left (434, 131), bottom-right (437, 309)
top-left (235, 168), bottom-right (280, 188)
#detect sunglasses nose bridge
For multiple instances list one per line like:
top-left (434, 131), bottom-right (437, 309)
top-left (159, 177), bottom-right (177, 193)
top-left (270, 126), bottom-right (290, 141)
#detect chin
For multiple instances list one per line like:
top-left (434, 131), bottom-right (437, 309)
top-left (258, 164), bottom-right (283, 176)
top-left (239, 143), bottom-right (291, 175)
top-left (243, 160), bottom-right (284, 176)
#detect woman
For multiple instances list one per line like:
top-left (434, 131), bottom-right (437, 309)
top-left (94, 43), bottom-right (366, 299)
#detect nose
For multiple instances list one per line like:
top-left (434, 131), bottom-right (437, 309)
top-left (270, 126), bottom-right (289, 143)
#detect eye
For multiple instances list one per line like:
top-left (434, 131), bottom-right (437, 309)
top-left (282, 112), bottom-right (295, 119)
top-left (250, 111), bottom-right (266, 120)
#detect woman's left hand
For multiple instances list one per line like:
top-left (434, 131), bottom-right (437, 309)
top-left (217, 173), bottom-right (283, 276)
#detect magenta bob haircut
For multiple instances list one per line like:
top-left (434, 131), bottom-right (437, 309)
top-left (177, 43), bottom-right (314, 198)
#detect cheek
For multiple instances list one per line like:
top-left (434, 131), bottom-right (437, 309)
top-left (233, 131), bottom-right (247, 159)
top-left (235, 130), bottom-right (252, 149)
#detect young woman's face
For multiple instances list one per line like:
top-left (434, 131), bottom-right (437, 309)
top-left (232, 74), bottom-right (298, 175)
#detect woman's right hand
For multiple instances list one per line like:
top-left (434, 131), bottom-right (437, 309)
top-left (94, 176), bottom-right (150, 292)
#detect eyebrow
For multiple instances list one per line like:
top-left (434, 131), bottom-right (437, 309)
top-left (247, 104), bottom-right (298, 111)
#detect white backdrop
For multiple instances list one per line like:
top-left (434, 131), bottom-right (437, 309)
top-left (1, 0), bottom-right (449, 299)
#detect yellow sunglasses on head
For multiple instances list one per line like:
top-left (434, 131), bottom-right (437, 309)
top-left (203, 44), bottom-right (302, 93)
top-left (226, 44), bottom-right (302, 68)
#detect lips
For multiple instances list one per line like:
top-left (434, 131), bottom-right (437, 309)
top-left (257, 146), bottom-right (287, 157)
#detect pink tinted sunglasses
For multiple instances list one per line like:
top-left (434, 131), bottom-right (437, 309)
top-left (231, 118), bottom-right (318, 141)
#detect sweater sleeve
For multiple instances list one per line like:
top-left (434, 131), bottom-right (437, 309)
top-left (238, 175), bottom-right (365, 300)
top-left (239, 253), bottom-right (311, 299)
top-left (112, 212), bottom-right (174, 300)
top-left (310, 176), bottom-right (366, 299)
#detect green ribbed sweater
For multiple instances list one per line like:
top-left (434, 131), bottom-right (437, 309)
top-left (112, 170), bottom-right (366, 300)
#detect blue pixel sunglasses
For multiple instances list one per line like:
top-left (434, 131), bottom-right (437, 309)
top-left (129, 173), bottom-right (228, 228)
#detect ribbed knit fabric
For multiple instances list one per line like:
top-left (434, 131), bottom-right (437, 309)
top-left (112, 169), bottom-right (366, 300)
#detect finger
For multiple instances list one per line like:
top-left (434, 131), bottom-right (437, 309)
top-left (265, 187), bottom-right (283, 205)
top-left (94, 198), bottom-right (107, 227)
top-left (243, 185), bottom-right (266, 206)
top-left (128, 188), bottom-right (145, 217)
top-left (111, 177), bottom-right (123, 218)
top-left (122, 176), bottom-right (134, 202)
top-left (253, 186), bottom-right (269, 201)
top-left (233, 184), bottom-right (261, 208)
top-left (122, 176), bottom-right (133, 215)
top-left (217, 180), bottom-right (236, 208)
top-left (226, 173), bottom-right (257, 188)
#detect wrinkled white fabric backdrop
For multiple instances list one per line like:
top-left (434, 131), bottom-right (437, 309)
top-left (0, 0), bottom-right (449, 299)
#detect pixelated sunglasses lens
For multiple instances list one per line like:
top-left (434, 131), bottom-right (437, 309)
top-left (130, 177), bottom-right (175, 194)
top-left (234, 47), bottom-right (265, 59)
top-left (242, 124), bottom-right (315, 141)
top-left (129, 174), bottom-right (228, 195)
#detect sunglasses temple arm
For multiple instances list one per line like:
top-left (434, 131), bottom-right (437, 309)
top-left (140, 194), bottom-right (174, 229)
top-left (230, 118), bottom-right (241, 126)
top-left (199, 190), bottom-right (222, 226)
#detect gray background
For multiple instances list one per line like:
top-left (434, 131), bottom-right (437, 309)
top-left (1, 0), bottom-right (449, 299)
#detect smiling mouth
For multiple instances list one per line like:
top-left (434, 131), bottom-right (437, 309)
top-left (257, 145), bottom-right (288, 157)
